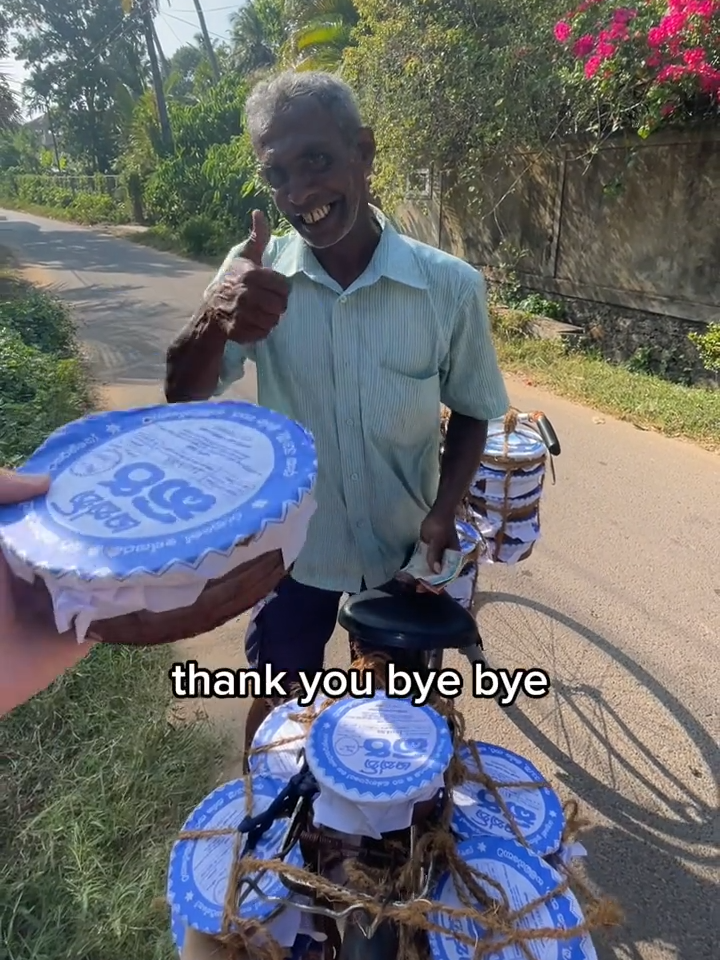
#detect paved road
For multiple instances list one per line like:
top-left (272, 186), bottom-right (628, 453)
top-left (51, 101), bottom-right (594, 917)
top-left (2, 208), bottom-right (718, 960)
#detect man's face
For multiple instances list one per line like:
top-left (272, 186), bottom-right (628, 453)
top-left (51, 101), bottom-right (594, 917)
top-left (255, 98), bottom-right (375, 250)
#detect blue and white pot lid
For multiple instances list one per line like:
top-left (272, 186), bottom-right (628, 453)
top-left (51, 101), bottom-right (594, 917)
top-left (170, 909), bottom-right (186, 956)
top-left (428, 836), bottom-right (597, 960)
top-left (481, 487), bottom-right (544, 509)
top-left (250, 696), bottom-right (324, 777)
top-left (305, 691), bottom-right (453, 803)
top-left (167, 775), bottom-right (304, 935)
top-left (484, 424), bottom-right (547, 463)
top-left (451, 742), bottom-right (564, 857)
top-left (0, 401), bottom-right (317, 583)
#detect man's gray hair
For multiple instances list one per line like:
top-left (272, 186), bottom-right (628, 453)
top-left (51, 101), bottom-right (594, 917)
top-left (245, 70), bottom-right (363, 145)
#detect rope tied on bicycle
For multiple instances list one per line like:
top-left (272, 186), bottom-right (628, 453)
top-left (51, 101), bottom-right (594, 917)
top-left (172, 669), bottom-right (621, 960)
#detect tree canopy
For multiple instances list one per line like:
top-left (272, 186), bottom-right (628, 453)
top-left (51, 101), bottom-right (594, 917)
top-left (0, 0), bottom-right (716, 232)
top-left (6, 0), bottom-right (148, 171)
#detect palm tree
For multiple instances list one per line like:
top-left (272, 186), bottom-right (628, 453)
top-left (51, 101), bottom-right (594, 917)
top-left (285, 0), bottom-right (358, 71)
top-left (229, 0), bottom-right (288, 77)
top-left (229, 0), bottom-right (358, 78)
top-left (0, 17), bottom-right (19, 129)
top-left (0, 80), bottom-right (19, 131)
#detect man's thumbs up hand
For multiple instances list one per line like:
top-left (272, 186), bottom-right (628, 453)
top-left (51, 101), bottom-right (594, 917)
top-left (237, 209), bottom-right (271, 267)
top-left (212, 209), bottom-right (290, 344)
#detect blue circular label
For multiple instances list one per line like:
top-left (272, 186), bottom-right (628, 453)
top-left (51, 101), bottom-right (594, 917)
top-left (305, 692), bottom-right (453, 803)
top-left (451, 743), bottom-right (563, 857)
top-left (167, 776), bottom-right (304, 934)
top-left (0, 401), bottom-right (316, 582)
top-left (428, 836), bottom-right (597, 960)
top-left (171, 911), bottom-right (186, 956)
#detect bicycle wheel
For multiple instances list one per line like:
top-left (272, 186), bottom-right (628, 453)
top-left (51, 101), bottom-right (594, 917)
top-left (469, 566), bottom-right (718, 868)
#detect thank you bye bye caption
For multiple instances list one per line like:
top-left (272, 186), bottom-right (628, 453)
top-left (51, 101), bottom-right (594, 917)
top-left (169, 661), bottom-right (550, 707)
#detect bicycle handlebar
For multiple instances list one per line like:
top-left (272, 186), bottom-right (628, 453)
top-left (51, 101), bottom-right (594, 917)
top-left (510, 411), bottom-right (561, 457)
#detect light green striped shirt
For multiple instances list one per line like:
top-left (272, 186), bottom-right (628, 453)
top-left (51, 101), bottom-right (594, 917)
top-left (211, 212), bottom-right (509, 593)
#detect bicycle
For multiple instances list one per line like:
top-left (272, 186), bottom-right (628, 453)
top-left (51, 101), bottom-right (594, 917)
top-left (235, 585), bottom-right (485, 960)
top-left (225, 411), bottom-right (567, 960)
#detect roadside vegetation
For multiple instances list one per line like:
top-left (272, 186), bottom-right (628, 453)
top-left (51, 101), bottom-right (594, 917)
top-left (495, 330), bottom-right (720, 451)
top-left (0, 244), bottom-right (224, 960)
top-left (0, 0), bottom-right (717, 452)
top-left (489, 286), bottom-right (719, 451)
top-left (0, 246), bottom-right (94, 465)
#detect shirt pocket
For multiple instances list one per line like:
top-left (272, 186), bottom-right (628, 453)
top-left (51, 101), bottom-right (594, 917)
top-left (362, 367), bottom-right (440, 450)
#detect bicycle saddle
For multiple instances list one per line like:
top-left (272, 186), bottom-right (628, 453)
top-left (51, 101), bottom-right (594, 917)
top-left (338, 580), bottom-right (479, 652)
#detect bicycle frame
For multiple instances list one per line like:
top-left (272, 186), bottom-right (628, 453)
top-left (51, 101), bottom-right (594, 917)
top-left (233, 409), bottom-right (560, 959)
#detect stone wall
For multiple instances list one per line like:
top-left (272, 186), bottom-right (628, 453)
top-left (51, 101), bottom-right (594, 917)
top-left (394, 126), bottom-right (720, 385)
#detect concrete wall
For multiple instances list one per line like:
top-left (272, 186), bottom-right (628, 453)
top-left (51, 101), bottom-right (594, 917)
top-left (395, 127), bottom-right (719, 384)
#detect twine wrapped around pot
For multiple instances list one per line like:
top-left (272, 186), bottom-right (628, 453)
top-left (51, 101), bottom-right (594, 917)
top-left (467, 493), bottom-right (539, 523)
top-left (170, 667), bottom-right (622, 960)
top-left (441, 406), bottom-right (552, 565)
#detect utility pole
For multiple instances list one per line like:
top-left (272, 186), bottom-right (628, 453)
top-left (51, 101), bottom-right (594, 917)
top-left (140, 0), bottom-right (174, 150)
top-left (151, 21), bottom-right (171, 77)
top-left (191, 0), bottom-right (221, 82)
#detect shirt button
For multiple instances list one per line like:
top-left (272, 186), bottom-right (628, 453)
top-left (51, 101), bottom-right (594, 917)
top-left (350, 472), bottom-right (359, 481)
top-left (356, 520), bottom-right (364, 528)
top-left (345, 418), bottom-right (353, 426)
top-left (339, 295), bottom-right (347, 304)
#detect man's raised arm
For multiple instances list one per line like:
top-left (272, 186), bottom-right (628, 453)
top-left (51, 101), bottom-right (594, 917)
top-left (165, 301), bottom-right (228, 403)
top-left (165, 210), bottom-right (288, 404)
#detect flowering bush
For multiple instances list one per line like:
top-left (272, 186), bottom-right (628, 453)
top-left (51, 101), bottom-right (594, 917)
top-left (554, 0), bottom-right (720, 134)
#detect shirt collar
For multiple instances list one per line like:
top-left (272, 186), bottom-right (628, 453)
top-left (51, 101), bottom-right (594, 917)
top-left (273, 206), bottom-right (428, 293)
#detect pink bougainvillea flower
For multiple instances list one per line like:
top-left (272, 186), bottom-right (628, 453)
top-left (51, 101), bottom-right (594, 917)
top-left (573, 34), bottom-right (596, 57)
top-left (697, 65), bottom-right (720, 91)
top-left (609, 21), bottom-right (631, 40)
top-left (647, 25), bottom-right (664, 46)
top-left (662, 12), bottom-right (688, 36)
top-left (657, 64), bottom-right (688, 81)
top-left (554, 21), bottom-right (572, 42)
top-left (612, 7), bottom-right (637, 22)
top-left (689, 0), bottom-right (718, 14)
top-left (683, 47), bottom-right (706, 68)
top-left (585, 55), bottom-right (602, 78)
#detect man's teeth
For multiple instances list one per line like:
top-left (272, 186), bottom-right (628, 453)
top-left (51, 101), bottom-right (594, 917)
top-left (301, 204), bottom-right (331, 224)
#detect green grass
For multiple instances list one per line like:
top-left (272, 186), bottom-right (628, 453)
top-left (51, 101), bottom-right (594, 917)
top-left (0, 195), bottom-right (127, 227)
top-left (0, 249), bottom-right (226, 959)
top-left (497, 336), bottom-right (720, 451)
top-left (0, 645), bottom-right (223, 960)
top-left (124, 225), bottom-right (225, 267)
top-left (0, 248), bottom-right (96, 467)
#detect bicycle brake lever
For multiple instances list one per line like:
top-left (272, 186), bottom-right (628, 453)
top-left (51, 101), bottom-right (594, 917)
top-left (238, 764), bottom-right (319, 854)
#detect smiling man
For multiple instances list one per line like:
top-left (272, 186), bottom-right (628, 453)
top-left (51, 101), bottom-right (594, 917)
top-left (165, 70), bottom-right (509, 752)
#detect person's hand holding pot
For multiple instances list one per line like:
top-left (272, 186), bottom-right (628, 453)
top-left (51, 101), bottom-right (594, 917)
top-left (0, 470), bottom-right (96, 717)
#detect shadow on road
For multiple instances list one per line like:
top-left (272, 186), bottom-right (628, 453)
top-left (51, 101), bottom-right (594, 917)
top-left (0, 216), bottom-right (209, 383)
top-left (482, 593), bottom-right (718, 864)
top-left (583, 824), bottom-right (718, 960)
top-left (480, 592), bottom-right (719, 958)
top-left (0, 219), bottom-right (198, 279)
top-left (56, 282), bottom-right (180, 382)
